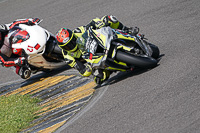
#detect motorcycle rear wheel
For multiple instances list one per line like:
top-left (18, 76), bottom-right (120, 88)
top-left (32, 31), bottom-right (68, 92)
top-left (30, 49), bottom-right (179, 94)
top-left (115, 50), bottom-right (158, 68)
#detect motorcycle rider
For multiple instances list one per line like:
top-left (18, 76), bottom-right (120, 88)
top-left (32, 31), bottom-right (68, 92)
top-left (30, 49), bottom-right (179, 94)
top-left (56, 15), bottom-right (138, 84)
top-left (0, 18), bottom-right (41, 76)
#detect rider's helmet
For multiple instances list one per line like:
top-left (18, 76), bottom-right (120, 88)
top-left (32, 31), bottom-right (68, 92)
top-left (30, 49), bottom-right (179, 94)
top-left (56, 28), bottom-right (77, 52)
top-left (9, 26), bottom-right (30, 55)
top-left (9, 27), bottom-right (30, 44)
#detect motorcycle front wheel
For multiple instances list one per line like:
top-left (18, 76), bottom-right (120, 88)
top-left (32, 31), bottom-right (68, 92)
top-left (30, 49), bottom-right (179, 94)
top-left (148, 43), bottom-right (160, 59)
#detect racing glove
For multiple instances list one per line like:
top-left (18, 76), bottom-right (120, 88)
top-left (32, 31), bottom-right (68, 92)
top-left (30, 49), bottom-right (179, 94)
top-left (86, 18), bottom-right (106, 30)
top-left (101, 15), bottom-right (118, 26)
top-left (28, 18), bottom-right (42, 25)
top-left (101, 15), bottom-right (127, 29)
top-left (127, 27), bottom-right (139, 36)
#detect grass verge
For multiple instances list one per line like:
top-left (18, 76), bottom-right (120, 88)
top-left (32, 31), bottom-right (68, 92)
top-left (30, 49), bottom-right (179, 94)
top-left (0, 94), bottom-right (42, 133)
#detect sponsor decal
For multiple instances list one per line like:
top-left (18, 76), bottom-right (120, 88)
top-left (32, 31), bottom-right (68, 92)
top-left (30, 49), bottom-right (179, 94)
top-left (34, 43), bottom-right (41, 50)
top-left (89, 53), bottom-right (93, 60)
top-left (13, 49), bottom-right (18, 53)
top-left (12, 48), bottom-right (22, 55)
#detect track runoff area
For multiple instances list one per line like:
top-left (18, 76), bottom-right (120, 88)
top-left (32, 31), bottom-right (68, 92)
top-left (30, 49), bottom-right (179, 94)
top-left (0, 73), bottom-right (101, 133)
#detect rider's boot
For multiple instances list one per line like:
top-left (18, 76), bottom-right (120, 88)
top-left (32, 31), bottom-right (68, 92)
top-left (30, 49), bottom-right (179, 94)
top-left (16, 66), bottom-right (31, 79)
top-left (94, 69), bottom-right (111, 85)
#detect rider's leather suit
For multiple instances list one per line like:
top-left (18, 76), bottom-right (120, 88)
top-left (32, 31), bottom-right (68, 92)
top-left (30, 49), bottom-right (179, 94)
top-left (61, 15), bottom-right (130, 84)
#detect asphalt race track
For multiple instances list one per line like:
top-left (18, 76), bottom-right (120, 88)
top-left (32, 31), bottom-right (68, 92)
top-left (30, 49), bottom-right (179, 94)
top-left (0, 0), bottom-right (200, 133)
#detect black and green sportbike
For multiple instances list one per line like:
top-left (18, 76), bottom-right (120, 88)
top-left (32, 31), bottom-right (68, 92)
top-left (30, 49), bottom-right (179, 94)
top-left (77, 26), bottom-right (160, 75)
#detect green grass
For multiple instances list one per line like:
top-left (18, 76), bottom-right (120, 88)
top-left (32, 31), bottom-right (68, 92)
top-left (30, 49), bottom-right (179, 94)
top-left (0, 94), bottom-right (42, 133)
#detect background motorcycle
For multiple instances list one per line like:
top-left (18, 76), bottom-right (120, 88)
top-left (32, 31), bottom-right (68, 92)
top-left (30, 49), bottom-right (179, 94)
top-left (7, 23), bottom-right (67, 79)
top-left (77, 27), bottom-right (160, 79)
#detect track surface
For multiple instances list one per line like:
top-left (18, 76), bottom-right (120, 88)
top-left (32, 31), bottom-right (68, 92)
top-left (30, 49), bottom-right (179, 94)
top-left (0, 0), bottom-right (200, 133)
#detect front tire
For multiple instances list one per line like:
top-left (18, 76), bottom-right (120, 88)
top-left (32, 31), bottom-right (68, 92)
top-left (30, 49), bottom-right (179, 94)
top-left (115, 50), bottom-right (158, 68)
top-left (149, 43), bottom-right (160, 59)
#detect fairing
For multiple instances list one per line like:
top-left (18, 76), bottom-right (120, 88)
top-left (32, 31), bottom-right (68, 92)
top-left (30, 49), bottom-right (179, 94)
top-left (11, 24), bottom-right (47, 55)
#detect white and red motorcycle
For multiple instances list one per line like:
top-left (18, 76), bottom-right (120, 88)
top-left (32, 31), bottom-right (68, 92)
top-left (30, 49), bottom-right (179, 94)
top-left (7, 23), bottom-right (67, 79)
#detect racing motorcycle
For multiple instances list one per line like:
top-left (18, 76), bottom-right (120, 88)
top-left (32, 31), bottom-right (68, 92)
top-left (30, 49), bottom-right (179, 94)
top-left (6, 23), bottom-right (67, 79)
top-left (77, 26), bottom-right (160, 78)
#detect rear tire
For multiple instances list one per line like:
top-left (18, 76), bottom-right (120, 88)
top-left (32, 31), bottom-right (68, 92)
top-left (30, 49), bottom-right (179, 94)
top-left (115, 50), bottom-right (158, 68)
